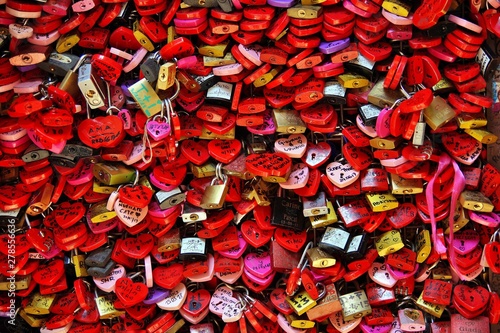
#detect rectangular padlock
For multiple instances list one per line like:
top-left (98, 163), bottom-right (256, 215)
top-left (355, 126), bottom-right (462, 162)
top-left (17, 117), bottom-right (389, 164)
top-left (156, 187), bottom-right (186, 210)
top-left (128, 78), bottom-right (163, 117)
top-left (273, 108), bottom-right (307, 134)
top-left (306, 247), bottom-right (336, 268)
top-left (339, 290), bottom-right (371, 321)
top-left (78, 63), bottom-right (108, 109)
top-left (309, 201), bottom-right (338, 228)
top-left (200, 176), bottom-right (228, 210)
top-left (182, 203), bottom-right (207, 223)
top-left (179, 237), bottom-right (207, 262)
top-left (93, 163), bottom-right (136, 186)
top-left (319, 225), bottom-right (351, 255)
top-left (302, 191), bottom-right (328, 217)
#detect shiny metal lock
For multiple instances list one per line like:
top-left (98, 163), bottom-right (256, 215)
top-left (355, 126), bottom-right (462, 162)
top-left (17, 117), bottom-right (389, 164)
top-left (319, 225), bottom-right (351, 255)
top-left (324, 80), bottom-right (347, 105)
top-left (179, 234), bottom-right (207, 262)
top-left (156, 187), bottom-right (186, 210)
top-left (359, 103), bottom-right (382, 126)
top-left (77, 63), bottom-right (108, 109)
top-left (344, 232), bottom-right (369, 262)
top-left (273, 108), bottom-right (307, 134)
top-left (191, 162), bottom-right (217, 179)
top-left (38, 52), bottom-right (80, 77)
top-left (309, 200), bottom-right (338, 229)
top-left (140, 52), bottom-right (161, 83)
top-left (306, 247), bottom-right (336, 268)
top-left (182, 203), bottom-right (207, 223)
top-left (271, 190), bottom-right (304, 231)
top-left (200, 174), bottom-right (228, 210)
top-left (157, 228), bottom-right (181, 252)
top-left (338, 290), bottom-right (372, 321)
top-left (302, 191), bottom-right (328, 217)
top-left (93, 163), bottom-right (136, 186)
top-left (423, 96), bottom-right (456, 131)
top-left (459, 191), bottom-right (494, 212)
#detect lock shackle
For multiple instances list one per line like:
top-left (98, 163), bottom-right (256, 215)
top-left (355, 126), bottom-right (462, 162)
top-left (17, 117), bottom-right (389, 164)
top-left (490, 229), bottom-right (500, 243)
top-left (310, 131), bottom-right (327, 145)
top-left (72, 54), bottom-right (92, 72)
top-left (297, 241), bottom-right (314, 270)
top-left (127, 271), bottom-right (145, 283)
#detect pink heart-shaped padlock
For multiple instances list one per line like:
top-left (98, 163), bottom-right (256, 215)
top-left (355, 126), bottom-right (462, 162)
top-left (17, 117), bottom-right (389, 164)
top-left (360, 318), bottom-right (392, 333)
top-left (274, 134), bottom-right (307, 158)
top-left (368, 262), bottom-right (398, 288)
top-left (209, 285), bottom-right (243, 322)
top-left (218, 231), bottom-right (248, 259)
top-left (329, 311), bottom-right (362, 333)
top-left (248, 109), bottom-right (276, 135)
top-left (244, 251), bottom-right (272, 279)
top-left (452, 229), bottom-right (480, 255)
top-left (326, 161), bottom-right (360, 188)
top-left (215, 258), bottom-right (244, 284)
top-left (93, 265), bottom-right (126, 292)
top-left (114, 199), bottom-right (148, 227)
top-left (146, 119), bottom-right (171, 141)
top-left (156, 283), bottom-right (187, 311)
top-left (279, 163), bottom-right (310, 190)
top-left (188, 253), bottom-right (215, 283)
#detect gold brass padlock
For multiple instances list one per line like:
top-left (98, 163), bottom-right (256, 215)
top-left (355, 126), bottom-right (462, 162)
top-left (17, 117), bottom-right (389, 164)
top-left (365, 192), bottom-right (399, 212)
top-left (442, 204), bottom-right (469, 234)
top-left (369, 137), bottom-right (402, 150)
top-left (375, 230), bottom-right (405, 256)
top-left (157, 62), bottom-right (176, 91)
top-left (287, 290), bottom-right (317, 316)
top-left (254, 66), bottom-right (281, 88)
top-left (93, 163), bottom-right (136, 186)
top-left (203, 53), bottom-right (235, 67)
top-left (133, 20), bottom-right (154, 51)
top-left (165, 318), bottom-right (186, 333)
top-left (190, 162), bottom-right (217, 178)
top-left (96, 295), bottom-right (125, 319)
top-left (309, 201), bottom-right (338, 228)
top-left (286, 314), bottom-right (315, 329)
top-left (26, 183), bottom-right (54, 216)
top-left (157, 228), bottom-right (181, 252)
top-left (307, 247), bottom-right (336, 268)
top-left (223, 154), bottom-right (255, 180)
top-left (200, 172), bottom-right (229, 210)
top-left (287, 5), bottom-right (323, 19)
top-left (432, 267), bottom-right (452, 280)
top-left (338, 290), bottom-right (372, 321)
top-left (367, 77), bottom-right (404, 108)
top-left (0, 274), bottom-right (30, 290)
top-left (273, 109), bottom-right (307, 134)
top-left (19, 309), bottom-right (45, 328)
top-left (72, 249), bottom-right (88, 277)
top-left (93, 179), bottom-right (118, 194)
top-left (56, 32), bottom-right (80, 53)
top-left (415, 229), bottom-right (431, 263)
top-left (459, 190), bottom-right (494, 212)
top-left (432, 77), bottom-right (455, 94)
top-left (423, 96), bottom-right (456, 130)
top-left (24, 292), bottom-right (56, 315)
top-left (391, 174), bottom-right (423, 195)
top-left (199, 126), bottom-right (236, 140)
top-left (415, 292), bottom-right (445, 318)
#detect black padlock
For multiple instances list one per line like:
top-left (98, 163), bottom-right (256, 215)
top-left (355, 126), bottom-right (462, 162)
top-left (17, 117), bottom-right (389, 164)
top-left (271, 189), bottom-right (305, 231)
top-left (140, 53), bottom-right (161, 83)
top-left (87, 259), bottom-right (116, 278)
top-left (85, 246), bottom-right (113, 268)
top-left (344, 232), bottom-right (369, 262)
top-left (195, 73), bottom-right (221, 92)
top-left (319, 225), bottom-right (351, 255)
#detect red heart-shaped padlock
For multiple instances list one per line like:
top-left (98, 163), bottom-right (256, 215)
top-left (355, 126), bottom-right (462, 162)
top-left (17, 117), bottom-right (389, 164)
top-left (115, 277), bottom-right (148, 307)
top-left (78, 115), bottom-right (125, 149)
top-left (153, 264), bottom-right (184, 289)
top-left (119, 185), bottom-right (153, 209)
top-left (203, 113), bottom-right (236, 135)
top-left (245, 153), bottom-right (292, 178)
top-left (240, 220), bottom-right (273, 248)
top-left (208, 139), bottom-right (242, 164)
top-left (270, 288), bottom-right (294, 315)
top-left (253, 205), bottom-right (275, 231)
top-left (32, 259), bottom-right (64, 286)
top-left (301, 142), bottom-right (331, 169)
top-left (0, 233), bottom-right (31, 256)
top-left (120, 234), bottom-right (154, 259)
top-left (0, 184), bottom-right (30, 205)
top-left (484, 241), bottom-right (500, 273)
top-left (442, 132), bottom-right (479, 157)
top-left (181, 289), bottom-right (211, 317)
top-left (54, 201), bottom-right (86, 229)
top-left (274, 228), bottom-right (307, 253)
top-left (180, 140), bottom-right (210, 165)
top-left (125, 302), bottom-right (156, 321)
top-left (453, 285), bottom-right (490, 312)
top-left (385, 203), bottom-right (417, 229)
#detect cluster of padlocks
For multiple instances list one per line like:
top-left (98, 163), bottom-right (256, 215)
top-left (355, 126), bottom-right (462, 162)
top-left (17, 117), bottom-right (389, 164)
top-left (1, 0), bottom-right (500, 332)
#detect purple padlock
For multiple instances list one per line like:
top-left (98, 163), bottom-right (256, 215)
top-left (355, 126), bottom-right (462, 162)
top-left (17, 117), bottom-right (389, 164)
top-left (143, 286), bottom-right (171, 305)
top-left (318, 38), bottom-right (350, 54)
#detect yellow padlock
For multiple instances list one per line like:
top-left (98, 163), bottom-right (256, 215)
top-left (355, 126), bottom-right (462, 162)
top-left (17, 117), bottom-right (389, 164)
top-left (89, 201), bottom-right (117, 223)
top-left (375, 230), bottom-right (405, 256)
top-left (309, 201), bottom-right (338, 228)
top-left (19, 309), bottom-right (45, 327)
top-left (416, 292), bottom-right (445, 318)
top-left (459, 191), bottom-right (494, 212)
top-left (307, 247), bottom-right (336, 268)
top-left (442, 204), bottom-right (469, 235)
top-left (338, 290), bottom-right (372, 321)
top-left (365, 192), bottom-right (399, 212)
top-left (203, 53), bottom-right (235, 67)
top-left (56, 32), bottom-right (80, 53)
top-left (391, 174), bottom-right (423, 195)
top-left (198, 41), bottom-right (230, 58)
top-left (133, 20), bottom-right (154, 51)
top-left (273, 109), bottom-right (307, 134)
top-left (415, 229), bottom-right (432, 263)
top-left (96, 295), bottom-right (125, 319)
top-left (338, 73), bottom-right (369, 89)
top-left (24, 292), bottom-right (56, 316)
top-left (465, 128), bottom-right (498, 144)
top-left (287, 290), bottom-right (317, 316)
top-left (157, 62), bottom-right (176, 91)
top-left (457, 113), bottom-right (487, 129)
top-left (381, 0), bottom-right (411, 17)
top-left (287, 5), bottom-right (323, 19)
top-left (190, 162), bottom-right (217, 178)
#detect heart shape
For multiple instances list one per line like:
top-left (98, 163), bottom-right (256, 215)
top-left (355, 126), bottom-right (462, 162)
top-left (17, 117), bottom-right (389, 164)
top-left (0, 184), bottom-right (30, 205)
top-left (453, 285), bottom-right (490, 312)
top-left (94, 265), bottom-right (126, 293)
top-left (469, 211), bottom-right (500, 227)
top-left (253, 205), bottom-right (274, 231)
top-left (153, 264), bottom-right (184, 289)
top-left (360, 319), bottom-right (392, 333)
top-left (248, 109), bottom-right (276, 135)
top-left (368, 262), bottom-right (398, 288)
top-left (115, 277), bottom-right (148, 307)
top-left (274, 134), bottom-right (307, 158)
top-left (146, 119), bottom-right (171, 140)
top-left (215, 258), bottom-right (244, 284)
top-left (385, 203), bottom-right (417, 229)
top-left (153, 165), bottom-right (187, 187)
top-left (245, 153), bottom-right (292, 178)
top-left (456, 245), bottom-right (481, 269)
top-left (188, 253), bottom-right (215, 283)
top-left (244, 268), bottom-right (276, 285)
top-left (66, 158), bottom-right (95, 186)
top-left (294, 168), bottom-right (321, 197)
top-left (270, 288), bottom-right (294, 315)
top-left (119, 185), bottom-right (153, 209)
top-left (484, 242), bottom-right (500, 273)
top-left (77, 115), bottom-right (125, 149)
top-left (264, 85), bottom-right (295, 108)
top-left (218, 231), bottom-right (248, 259)
top-left (212, 225), bottom-right (239, 252)
top-left (275, 228), bottom-right (307, 253)
top-left (326, 162), bottom-right (360, 188)
top-left (53, 222), bottom-right (87, 244)
top-left (301, 142), bottom-right (331, 169)
top-left (442, 132), bottom-right (479, 157)
top-left (157, 283), bottom-right (187, 311)
top-left (114, 199), bottom-right (148, 228)
top-left (25, 228), bottom-right (60, 257)
top-left (329, 311), bottom-right (362, 332)
top-left (125, 302), bottom-right (156, 321)
top-left (181, 289), bottom-right (211, 317)
top-left (203, 113), bottom-right (236, 135)
top-left (209, 286), bottom-right (243, 322)
top-left (0, 233), bottom-right (31, 256)
top-left (180, 140), bottom-right (210, 165)
top-left (279, 163), bottom-right (310, 190)
top-left (343, 142), bottom-right (373, 171)
top-left (244, 251), bottom-right (272, 279)
top-left (240, 220), bottom-right (273, 248)
top-left (452, 230), bottom-right (479, 255)
top-left (208, 139), bottom-right (242, 164)
top-left (54, 202), bottom-right (86, 229)
top-left (33, 259), bottom-right (64, 286)
top-left (120, 234), bottom-right (154, 259)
